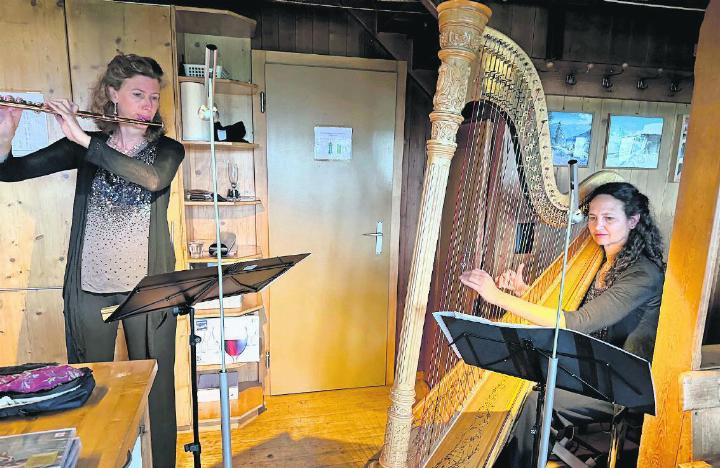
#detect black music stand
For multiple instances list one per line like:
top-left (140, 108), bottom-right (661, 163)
top-left (433, 311), bottom-right (656, 467)
top-left (105, 253), bottom-right (309, 467)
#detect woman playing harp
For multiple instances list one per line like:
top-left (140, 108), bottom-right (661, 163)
top-left (461, 181), bottom-right (665, 466)
top-left (379, 1), bottom-right (658, 466)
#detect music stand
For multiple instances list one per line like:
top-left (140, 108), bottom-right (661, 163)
top-left (105, 253), bottom-right (309, 467)
top-left (433, 311), bottom-right (656, 467)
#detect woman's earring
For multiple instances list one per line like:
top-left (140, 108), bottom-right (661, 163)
top-left (113, 102), bottom-right (118, 116)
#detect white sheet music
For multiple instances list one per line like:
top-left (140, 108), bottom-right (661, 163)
top-left (2, 91), bottom-right (49, 156)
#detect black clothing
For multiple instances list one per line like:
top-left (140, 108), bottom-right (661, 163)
top-left (564, 254), bottom-right (664, 362)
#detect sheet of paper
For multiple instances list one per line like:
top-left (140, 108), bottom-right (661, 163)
top-left (314, 126), bottom-right (352, 160)
top-left (2, 91), bottom-right (49, 156)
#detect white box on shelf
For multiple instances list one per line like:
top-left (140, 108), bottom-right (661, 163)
top-left (195, 294), bottom-right (242, 310)
top-left (196, 371), bottom-right (239, 402)
top-left (195, 315), bottom-right (260, 366)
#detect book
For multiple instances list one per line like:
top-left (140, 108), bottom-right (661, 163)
top-left (0, 428), bottom-right (78, 467)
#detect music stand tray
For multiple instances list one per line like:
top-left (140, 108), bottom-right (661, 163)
top-left (105, 253), bottom-right (309, 467)
top-left (105, 253), bottom-right (309, 322)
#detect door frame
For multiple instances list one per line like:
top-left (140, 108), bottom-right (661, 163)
top-left (252, 50), bottom-right (406, 390)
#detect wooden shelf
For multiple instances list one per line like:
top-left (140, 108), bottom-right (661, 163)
top-left (184, 199), bottom-right (261, 207)
top-left (196, 361), bottom-right (258, 372)
top-left (175, 6), bottom-right (256, 39)
top-left (196, 383), bottom-right (263, 426)
top-left (178, 76), bottom-right (257, 95)
top-left (195, 304), bottom-right (263, 318)
top-left (181, 140), bottom-right (258, 150)
top-left (187, 245), bottom-right (262, 264)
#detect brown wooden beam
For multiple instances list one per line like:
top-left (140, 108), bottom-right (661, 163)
top-left (638, 0), bottom-right (720, 465)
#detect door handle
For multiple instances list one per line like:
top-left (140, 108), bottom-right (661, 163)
top-left (362, 221), bottom-right (383, 255)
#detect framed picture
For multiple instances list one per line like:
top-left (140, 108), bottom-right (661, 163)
top-left (548, 111), bottom-right (593, 166)
top-left (605, 115), bottom-right (664, 169)
top-left (669, 114), bottom-right (689, 182)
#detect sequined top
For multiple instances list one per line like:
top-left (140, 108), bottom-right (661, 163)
top-left (81, 139), bottom-right (155, 293)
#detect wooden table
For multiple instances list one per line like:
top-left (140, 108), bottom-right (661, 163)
top-left (0, 360), bottom-right (157, 468)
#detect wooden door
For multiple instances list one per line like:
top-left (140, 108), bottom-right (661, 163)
top-left (264, 56), bottom-right (401, 394)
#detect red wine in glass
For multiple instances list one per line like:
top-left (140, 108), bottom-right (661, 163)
top-left (224, 335), bottom-right (248, 364)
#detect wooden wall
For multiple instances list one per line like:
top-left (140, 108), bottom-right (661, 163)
top-left (249, 4), bottom-right (390, 59)
top-left (0, 0), bottom-right (74, 366)
top-left (548, 95), bottom-right (690, 251)
top-left (638, 1), bottom-right (720, 464)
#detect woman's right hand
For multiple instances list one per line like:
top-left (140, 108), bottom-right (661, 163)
top-left (0, 96), bottom-right (24, 151)
top-left (496, 263), bottom-right (529, 297)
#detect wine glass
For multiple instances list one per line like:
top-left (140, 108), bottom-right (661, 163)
top-left (224, 326), bottom-right (248, 364)
top-left (227, 162), bottom-right (239, 201)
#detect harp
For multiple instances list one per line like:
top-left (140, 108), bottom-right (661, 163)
top-left (379, 1), bottom-right (622, 466)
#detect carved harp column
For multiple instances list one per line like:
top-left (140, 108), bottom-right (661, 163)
top-left (380, 2), bottom-right (491, 466)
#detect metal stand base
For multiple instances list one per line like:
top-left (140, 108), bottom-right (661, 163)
top-left (175, 305), bottom-right (202, 468)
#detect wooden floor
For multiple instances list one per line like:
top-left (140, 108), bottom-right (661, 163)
top-left (176, 385), bottom-right (390, 467)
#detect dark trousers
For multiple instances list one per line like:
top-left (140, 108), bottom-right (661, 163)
top-left (64, 289), bottom-right (177, 468)
top-left (495, 388), bottom-right (615, 467)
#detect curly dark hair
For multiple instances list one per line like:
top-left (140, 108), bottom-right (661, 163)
top-left (584, 182), bottom-right (666, 286)
top-left (89, 53), bottom-right (165, 141)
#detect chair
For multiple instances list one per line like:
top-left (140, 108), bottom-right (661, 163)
top-left (550, 407), bottom-right (644, 468)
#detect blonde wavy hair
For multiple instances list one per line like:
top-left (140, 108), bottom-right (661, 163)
top-left (89, 53), bottom-right (165, 141)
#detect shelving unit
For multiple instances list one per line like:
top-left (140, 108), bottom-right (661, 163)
top-left (184, 199), bottom-right (262, 206)
top-left (171, 5), bottom-right (268, 432)
top-left (181, 141), bottom-right (259, 149)
top-left (178, 76), bottom-right (258, 95)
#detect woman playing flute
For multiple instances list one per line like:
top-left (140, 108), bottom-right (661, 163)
top-left (0, 53), bottom-right (183, 467)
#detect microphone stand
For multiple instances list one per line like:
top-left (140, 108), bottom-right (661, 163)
top-left (198, 44), bottom-right (233, 468)
top-left (536, 159), bottom-right (583, 468)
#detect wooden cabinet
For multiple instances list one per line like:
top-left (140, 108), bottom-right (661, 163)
top-left (171, 6), bottom-right (269, 430)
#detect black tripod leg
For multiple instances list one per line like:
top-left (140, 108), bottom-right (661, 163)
top-left (184, 307), bottom-right (202, 467)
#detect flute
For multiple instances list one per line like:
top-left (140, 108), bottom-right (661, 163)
top-left (0, 97), bottom-right (164, 128)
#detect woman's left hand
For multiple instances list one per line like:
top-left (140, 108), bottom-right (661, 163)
top-left (460, 269), bottom-right (502, 304)
top-left (46, 99), bottom-right (90, 148)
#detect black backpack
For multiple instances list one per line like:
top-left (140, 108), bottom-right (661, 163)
top-left (0, 363), bottom-right (95, 418)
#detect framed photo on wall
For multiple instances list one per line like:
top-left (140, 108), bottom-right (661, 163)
top-left (548, 111), bottom-right (593, 166)
top-left (605, 115), bottom-right (664, 169)
top-left (669, 114), bottom-right (689, 182)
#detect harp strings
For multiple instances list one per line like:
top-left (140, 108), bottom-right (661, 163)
top-left (412, 33), bottom-right (587, 463)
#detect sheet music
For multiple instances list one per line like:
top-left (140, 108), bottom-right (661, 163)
top-left (2, 91), bottom-right (49, 156)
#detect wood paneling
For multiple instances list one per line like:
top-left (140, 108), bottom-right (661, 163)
top-left (547, 95), bottom-right (689, 252)
top-left (65, 0), bottom-right (176, 138)
top-left (0, 0), bottom-right (73, 290)
top-left (251, 4), bottom-right (390, 61)
top-left (0, 289), bottom-right (65, 366)
top-left (638, 1), bottom-right (720, 465)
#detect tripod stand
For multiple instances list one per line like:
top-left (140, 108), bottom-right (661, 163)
top-left (105, 254), bottom-right (308, 467)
